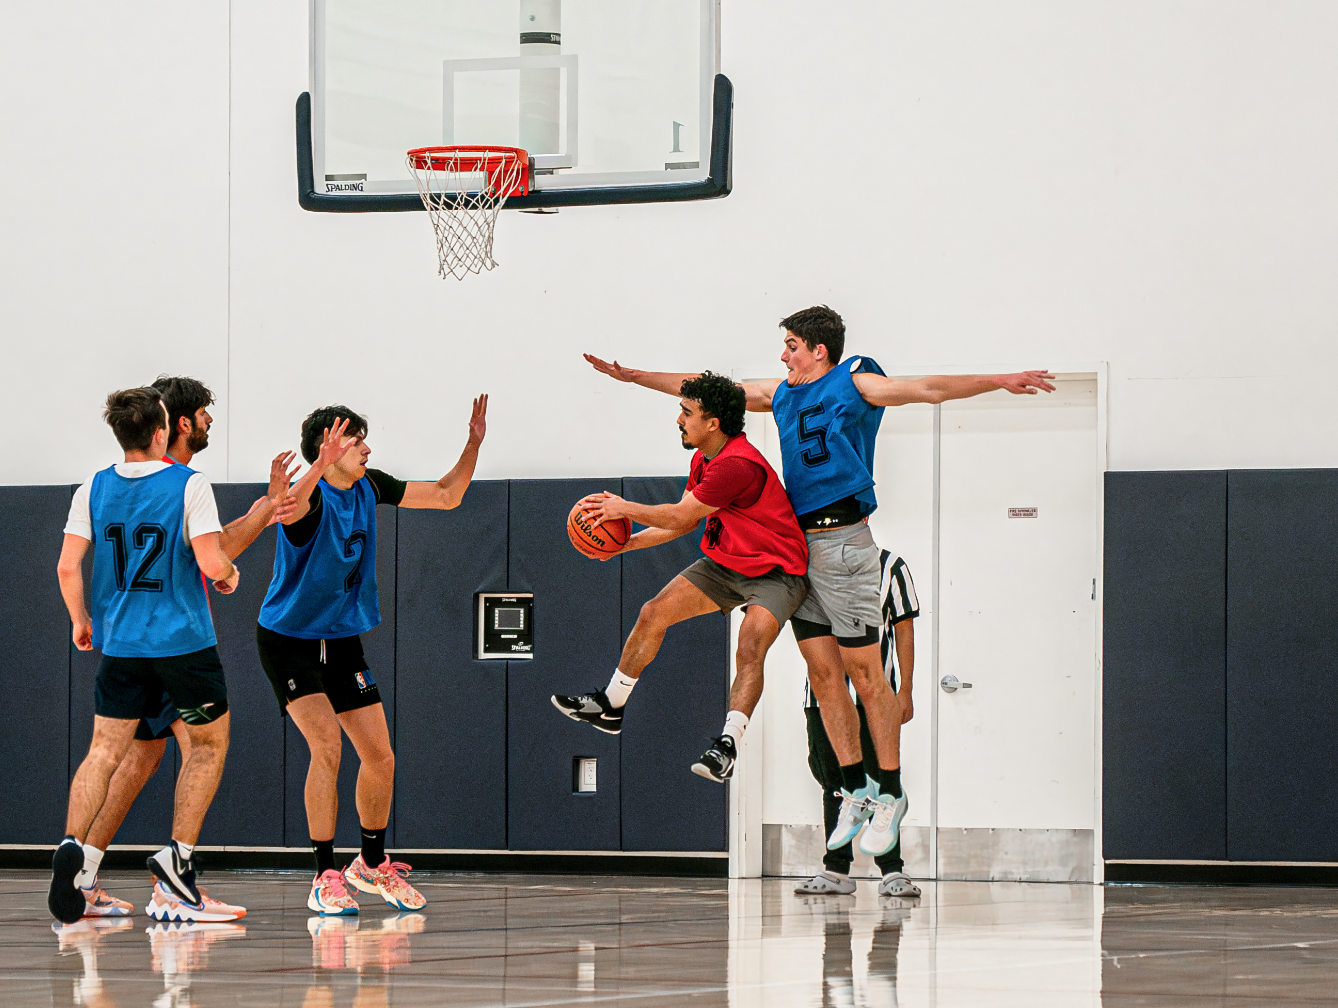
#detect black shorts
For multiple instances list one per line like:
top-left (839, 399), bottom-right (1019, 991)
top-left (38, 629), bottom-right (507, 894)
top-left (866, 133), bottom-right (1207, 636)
top-left (133, 691), bottom-right (181, 741)
top-left (256, 624), bottom-right (382, 716)
top-left (95, 647), bottom-right (229, 726)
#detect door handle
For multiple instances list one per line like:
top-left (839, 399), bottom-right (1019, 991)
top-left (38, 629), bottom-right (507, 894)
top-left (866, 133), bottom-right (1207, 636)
top-left (941, 674), bottom-right (973, 693)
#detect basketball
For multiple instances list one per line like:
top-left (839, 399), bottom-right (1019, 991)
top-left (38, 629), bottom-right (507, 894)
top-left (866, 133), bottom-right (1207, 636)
top-left (567, 501), bottom-right (632, 559)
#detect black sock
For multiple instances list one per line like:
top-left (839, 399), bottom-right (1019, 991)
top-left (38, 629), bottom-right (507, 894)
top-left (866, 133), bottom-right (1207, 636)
top-left (360, 826), bottom-right (386, 868)
top-left (839, 762), bottom-right (867, 793)
top-left (312, 838), bottom-right (336, 875)
top-left (875, 767), bottom-right (902, 798)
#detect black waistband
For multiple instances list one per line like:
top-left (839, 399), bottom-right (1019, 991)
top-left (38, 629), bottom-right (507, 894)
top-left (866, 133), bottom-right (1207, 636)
top-left (798, 494), bottom-right (865, 531)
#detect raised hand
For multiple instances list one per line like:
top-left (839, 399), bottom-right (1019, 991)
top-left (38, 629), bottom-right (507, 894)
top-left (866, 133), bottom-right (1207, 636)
top-left (584, 354), bottom-right (641, 383)
top-left (468, 394), bottom-right (488, 446)
top-left (268, 451), bottom-right (299, 501)
top-left (314, 418), bottom-right (354, 471)
top-left (994, 370), bottom-right (1057, 395)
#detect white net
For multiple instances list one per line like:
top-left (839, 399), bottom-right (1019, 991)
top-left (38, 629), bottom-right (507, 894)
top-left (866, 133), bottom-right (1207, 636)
top-left (407, 148), bottom-right (528, 280)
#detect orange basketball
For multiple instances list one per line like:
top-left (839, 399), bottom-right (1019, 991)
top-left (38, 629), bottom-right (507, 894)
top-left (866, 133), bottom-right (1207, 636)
top-left (567, 501), bottom-right (632, 559)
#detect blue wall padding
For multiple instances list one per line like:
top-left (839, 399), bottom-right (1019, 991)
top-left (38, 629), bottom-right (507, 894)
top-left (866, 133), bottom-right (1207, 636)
top-left (0, 486), bottom-right (75, 842)
top-left (619, 477), bottom-right (729, 852)
top-left (394, 480), bottom-right (509, 851)
top-left (1225, 469), bottom-right (1338, 861)
top-left (1102, 471), bottom-right (1227, 860)
top-left (506, 479), bottom-right (624, 851)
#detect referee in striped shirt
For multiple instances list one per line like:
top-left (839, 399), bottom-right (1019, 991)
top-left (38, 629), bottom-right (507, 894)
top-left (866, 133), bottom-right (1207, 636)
top-left (796, 550), bottom-right (922, 897)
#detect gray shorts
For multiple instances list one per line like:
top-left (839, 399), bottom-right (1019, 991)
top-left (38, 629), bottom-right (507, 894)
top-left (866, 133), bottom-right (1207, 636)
top-left (792, 522), bottom-right (883, 645)
top-left (680, 558), bottom-right (808, 629)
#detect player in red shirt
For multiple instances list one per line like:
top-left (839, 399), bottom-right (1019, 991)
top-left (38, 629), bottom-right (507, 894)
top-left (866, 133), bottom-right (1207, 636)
top-left (551, 372), bottom-right (809, 781)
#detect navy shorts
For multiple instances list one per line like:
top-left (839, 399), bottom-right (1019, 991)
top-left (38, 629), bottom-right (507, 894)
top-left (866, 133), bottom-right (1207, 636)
top-left (256, 624), bottom-right (382, 716)
top-left (95, 647), bottom-right (229, 726)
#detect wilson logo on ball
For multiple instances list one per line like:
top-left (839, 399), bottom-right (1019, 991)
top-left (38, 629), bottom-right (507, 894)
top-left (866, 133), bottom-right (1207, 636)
top-left (567, 500), bottom-right (632, 560)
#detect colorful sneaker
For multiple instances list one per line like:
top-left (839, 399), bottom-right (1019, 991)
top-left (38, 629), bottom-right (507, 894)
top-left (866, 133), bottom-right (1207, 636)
top-left (826, 776), bottom-right (878, 850)
top-left (308, 869), bottom-right (359, 916)
top-left (859, 790), bottom-right (909, 857)
top-left (690, 735), bottom-right (737, 782)
top-left (343, 856), bottom-right (426, 911)
top-left (81, 885), bottom-right (134, 917)
top-left (550, 689), bottom-right (624, 734)
top-left (146, 880), bottom-right (246, 923)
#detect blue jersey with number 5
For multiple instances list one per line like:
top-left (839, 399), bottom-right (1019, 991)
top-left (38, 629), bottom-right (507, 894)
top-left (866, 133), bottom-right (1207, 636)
top-left (89, 464), bottom-right (215, 658)
top-left (771, 355), bottom-right (886, 517)
top-left (260, 478), bottom-right (380, 639)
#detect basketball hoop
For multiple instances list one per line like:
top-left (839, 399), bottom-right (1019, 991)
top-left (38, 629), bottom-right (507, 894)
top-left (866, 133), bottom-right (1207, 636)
top-left (406, 146), bottom-right (530, 280)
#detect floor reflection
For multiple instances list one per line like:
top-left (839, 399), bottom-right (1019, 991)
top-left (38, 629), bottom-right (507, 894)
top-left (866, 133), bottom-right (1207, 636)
top-left (5, 870), bottom-right (1337, 1006)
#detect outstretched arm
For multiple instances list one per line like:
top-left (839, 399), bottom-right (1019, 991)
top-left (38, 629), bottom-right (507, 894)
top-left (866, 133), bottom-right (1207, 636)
top-left (56, 534), bottom-right (93, 651)
top-left (282, 418), bottom-right (353, 525)
top-left (400, 394), bottom-right (488, 510)
top-left (852, 370), bottom-right (1057, 407)
top-left (218, 451), bottom-right (300, 558)
top-left (584, 354), bottom-right (781, 413)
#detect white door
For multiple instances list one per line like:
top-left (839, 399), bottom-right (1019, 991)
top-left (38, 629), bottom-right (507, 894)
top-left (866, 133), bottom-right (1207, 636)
top-left (935, 377), bottom-right (1100, 881)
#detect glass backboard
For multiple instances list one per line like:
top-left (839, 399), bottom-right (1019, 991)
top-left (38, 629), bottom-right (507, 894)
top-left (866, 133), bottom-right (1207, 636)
top-left (300, 0), bottom-right (728, 212)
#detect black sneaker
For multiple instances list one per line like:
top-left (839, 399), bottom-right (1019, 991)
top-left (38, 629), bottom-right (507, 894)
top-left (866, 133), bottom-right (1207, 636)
top-left (551, 689), bottom-right (624, 734)
top-left (691, 735), bottom-right (737, 782)
top-left (48, 838), bottom-right (86, 924)
top-left (148, 845), bottom-right (201, 905)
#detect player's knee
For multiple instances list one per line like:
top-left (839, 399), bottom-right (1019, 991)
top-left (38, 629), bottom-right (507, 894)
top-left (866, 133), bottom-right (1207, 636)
top-left (364, 744), bottom-right (394, 774)
top-left (638, 597), bottom-right (670, 628)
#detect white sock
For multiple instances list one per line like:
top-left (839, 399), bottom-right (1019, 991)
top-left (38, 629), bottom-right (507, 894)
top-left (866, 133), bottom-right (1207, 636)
top-left (74, 844), bottom-right (104, 890)
top-left (721, 710), bottom-right (749, 744)
top-left (172, 839), bottom-right (195, 861)
top-left (604, 670), bottom-right (638, 709)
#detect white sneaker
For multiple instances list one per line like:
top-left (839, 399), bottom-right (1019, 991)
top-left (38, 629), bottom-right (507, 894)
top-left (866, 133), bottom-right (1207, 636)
top-left (826, 777), bottom-right (878, 849)
top-left (858, 790), bottom-right (909, 856)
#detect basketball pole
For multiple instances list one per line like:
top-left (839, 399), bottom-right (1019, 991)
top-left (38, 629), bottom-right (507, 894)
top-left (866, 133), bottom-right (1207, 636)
top-left (519, 0), bottom-right (561, 159)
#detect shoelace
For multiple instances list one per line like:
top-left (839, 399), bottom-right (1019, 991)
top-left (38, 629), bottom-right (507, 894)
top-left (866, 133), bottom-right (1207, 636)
top-left (321, 872), bottom-right (352, 899)
top-left (834, 790), bottom-right (870, 816)
top-left (373, 861), bottom-right (414, 887)
top-left (867, 797), bottom-right (896, 831)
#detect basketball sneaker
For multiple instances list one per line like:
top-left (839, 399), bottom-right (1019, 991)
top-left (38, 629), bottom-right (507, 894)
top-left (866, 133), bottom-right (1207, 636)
top-left (859, 789), bottom-right (909, 856)
top-left (81, 885), bottom-right (134, 917)
top-left (551, 689), bottom-right (623, 734)
top-left (343, 856), bottom-right (426, 911)
top-left (49, 838), bottom-right (87, 924)
top-left (146, 881), bottom-right (246, 923)
top-left (147, 844), bottom-right (201, 905)
top-left (308, 869), bottom-right (359, 916)
top-left (691, 735), bottom-right (737, 782)
top-left (826, 777), bottom-right (878, 850)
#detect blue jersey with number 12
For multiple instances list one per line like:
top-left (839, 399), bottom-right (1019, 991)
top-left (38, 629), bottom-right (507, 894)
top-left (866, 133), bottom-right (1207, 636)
top-left (771, 355), bottom-right (886, 517)
top-left (259, 478), bottom-right (380, 639)
top-left (88, 464), bottom-right (215, 658)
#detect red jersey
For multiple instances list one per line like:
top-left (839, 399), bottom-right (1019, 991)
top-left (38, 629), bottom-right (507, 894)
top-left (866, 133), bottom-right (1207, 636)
top-left (687, 434), bottom-right (808, 577)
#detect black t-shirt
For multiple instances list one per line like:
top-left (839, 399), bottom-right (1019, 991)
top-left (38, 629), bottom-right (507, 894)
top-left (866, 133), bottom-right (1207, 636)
top-left (282, 468), bottom-right (407, 548)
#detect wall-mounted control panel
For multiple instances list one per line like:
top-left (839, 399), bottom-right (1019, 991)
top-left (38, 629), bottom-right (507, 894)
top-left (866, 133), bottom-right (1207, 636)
top-left (476, 593), bottom-right (534, 659)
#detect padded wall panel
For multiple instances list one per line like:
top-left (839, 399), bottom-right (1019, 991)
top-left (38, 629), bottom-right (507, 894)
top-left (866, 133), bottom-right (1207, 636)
top-left (507, 479), bottom-right (623, 851)
top-left (281, 500), bottom-right (399, 849)
top-left (201, 483), bottom-right (286, 847)
top-left (395, 481), bottom-right (508, 850)
top-left (1102, 471), bottom-right (1226, 860)
top-left (0, 486), bottom-right (76, 842)
top-left (1226, 470), bottom-right (1338, 861)
top-left (618, 477), bottom-right (729, 852)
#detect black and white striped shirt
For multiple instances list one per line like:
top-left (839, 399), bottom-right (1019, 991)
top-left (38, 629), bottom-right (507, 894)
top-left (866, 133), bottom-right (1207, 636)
top-left (803, 550), bottom-right (920, 707)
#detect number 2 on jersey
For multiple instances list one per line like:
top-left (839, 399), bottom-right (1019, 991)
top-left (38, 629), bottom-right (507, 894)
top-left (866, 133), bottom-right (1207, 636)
top-left (343, 531), bottom-right (368, 593)
top-left (104, 523), bottom-right (166, 592)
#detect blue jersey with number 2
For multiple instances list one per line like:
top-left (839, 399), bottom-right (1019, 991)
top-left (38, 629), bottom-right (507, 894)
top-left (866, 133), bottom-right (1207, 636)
top-left (771, 355), bottom-right (886, 517)
top-left (89, 464), bottom-right (215, 658)
top-left (260, 478), bottom-right (380, 639)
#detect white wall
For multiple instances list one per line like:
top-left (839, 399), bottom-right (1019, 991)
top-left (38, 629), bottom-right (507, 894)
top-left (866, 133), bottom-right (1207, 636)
top-left (7, 1), bottom-right (1338, 487)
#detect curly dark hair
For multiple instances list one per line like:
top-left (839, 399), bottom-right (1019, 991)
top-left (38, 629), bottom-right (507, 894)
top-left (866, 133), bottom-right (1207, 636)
top-left (679, 371), bottom-right (745, 436)
top-left (104, 387), bottom-right (167, 452)
top-left (300, 405), bottom-right (368, 463)
top-left (780, 305), bottom-right (845, 364)
top-left (151, 376), bottom-right (215, 440)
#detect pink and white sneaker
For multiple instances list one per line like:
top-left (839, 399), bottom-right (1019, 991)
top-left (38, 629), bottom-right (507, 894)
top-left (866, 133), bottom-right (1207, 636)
top-left (81, 885), bottom-right (134, 917)
top-left (308, 869), bottom-right (359, 916)
top-left (146, 880), bottom-right (246, 923)
top-left (342, 856), bottom-right (426, 911)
